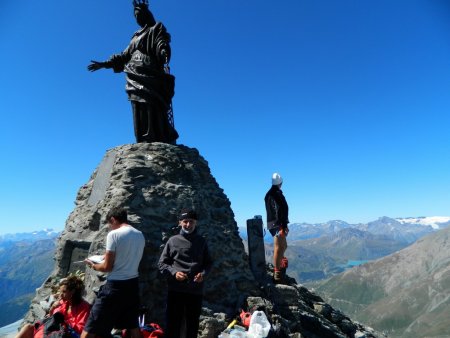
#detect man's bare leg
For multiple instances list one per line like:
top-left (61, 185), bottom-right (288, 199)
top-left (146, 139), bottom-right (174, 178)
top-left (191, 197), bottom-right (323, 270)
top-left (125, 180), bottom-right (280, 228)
top-left (273, 233), bottom-right (287, 282)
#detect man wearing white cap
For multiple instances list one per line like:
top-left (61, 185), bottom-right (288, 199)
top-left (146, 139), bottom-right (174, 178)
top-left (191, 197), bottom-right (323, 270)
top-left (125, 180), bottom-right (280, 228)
top-left (264, 173), bottom-right (289, 283)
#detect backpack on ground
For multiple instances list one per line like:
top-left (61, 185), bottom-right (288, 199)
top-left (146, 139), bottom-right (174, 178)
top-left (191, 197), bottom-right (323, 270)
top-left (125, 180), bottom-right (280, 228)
top-left (43, 312), bottom-right (70, 338)
top-left (140, 323), bottom-right (164, 338)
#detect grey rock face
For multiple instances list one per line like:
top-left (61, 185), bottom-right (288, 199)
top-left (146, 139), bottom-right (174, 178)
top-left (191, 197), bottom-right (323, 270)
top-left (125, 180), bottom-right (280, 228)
top-left (23, 143), bottom-right (383, 338)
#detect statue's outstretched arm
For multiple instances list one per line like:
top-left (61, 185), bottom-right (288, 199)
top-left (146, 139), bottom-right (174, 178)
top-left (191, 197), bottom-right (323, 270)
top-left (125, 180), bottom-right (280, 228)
top-left (87, 60), bottom-right (112, 72)
top-left (87, 53), bottom-right (129, 73)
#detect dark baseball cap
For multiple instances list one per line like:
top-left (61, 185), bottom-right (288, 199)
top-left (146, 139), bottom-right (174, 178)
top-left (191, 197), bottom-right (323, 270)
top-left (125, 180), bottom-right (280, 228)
top-left (178, 208), bottom-right (198, 221)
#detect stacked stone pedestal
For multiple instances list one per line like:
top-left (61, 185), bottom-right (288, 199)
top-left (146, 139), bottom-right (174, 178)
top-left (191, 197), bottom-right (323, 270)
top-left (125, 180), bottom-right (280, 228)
top-left (23, 143), bottom-right (384, 338)
top-left (25, 143), bottom-right (257, 325)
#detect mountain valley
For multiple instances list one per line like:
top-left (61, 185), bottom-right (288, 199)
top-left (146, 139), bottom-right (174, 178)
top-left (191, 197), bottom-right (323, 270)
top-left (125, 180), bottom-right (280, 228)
top-left (0, 231), bottom-right (58, 326)
top-left (313, 225), bottom-right (450, 337)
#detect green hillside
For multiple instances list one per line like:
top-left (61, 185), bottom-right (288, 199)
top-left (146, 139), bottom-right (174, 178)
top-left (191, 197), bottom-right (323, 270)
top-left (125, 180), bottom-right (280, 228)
top-left (314, 227), bottom-right (450, 338)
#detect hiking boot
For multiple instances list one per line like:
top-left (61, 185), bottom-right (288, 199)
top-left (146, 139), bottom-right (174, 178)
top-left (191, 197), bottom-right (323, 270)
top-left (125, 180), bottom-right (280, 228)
top-left (273, 270), bottom-right (282, 283)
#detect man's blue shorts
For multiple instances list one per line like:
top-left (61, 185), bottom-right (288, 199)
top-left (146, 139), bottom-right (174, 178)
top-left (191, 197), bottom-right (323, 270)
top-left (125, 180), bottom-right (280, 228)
top-left (84, 277), bottom-right (140, 336)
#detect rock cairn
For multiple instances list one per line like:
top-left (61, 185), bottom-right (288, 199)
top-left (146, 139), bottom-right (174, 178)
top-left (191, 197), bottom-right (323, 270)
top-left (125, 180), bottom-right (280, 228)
top-left (23, 143), bottom-right (384, 338)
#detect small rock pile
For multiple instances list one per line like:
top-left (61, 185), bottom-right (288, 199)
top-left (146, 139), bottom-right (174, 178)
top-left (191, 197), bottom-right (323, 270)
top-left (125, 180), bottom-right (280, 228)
top-left (196, 268), bottom-right (384, 337)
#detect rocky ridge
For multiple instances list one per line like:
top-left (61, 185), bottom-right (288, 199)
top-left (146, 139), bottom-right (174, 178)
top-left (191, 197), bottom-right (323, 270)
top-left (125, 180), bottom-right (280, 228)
top-left (23, 143), bottom-right (383, 337)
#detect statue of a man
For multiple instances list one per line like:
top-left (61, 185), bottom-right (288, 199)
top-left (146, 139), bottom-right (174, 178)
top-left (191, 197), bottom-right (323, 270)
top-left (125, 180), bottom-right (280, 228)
top-left (88, 0), bottom-right (178, 144)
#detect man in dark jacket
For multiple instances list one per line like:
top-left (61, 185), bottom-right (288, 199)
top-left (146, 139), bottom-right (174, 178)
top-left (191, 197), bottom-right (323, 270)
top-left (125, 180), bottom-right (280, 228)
top-left (158, 208), bottom-right (212, 338)
top-left (264, 173), bottom-right (289, 283)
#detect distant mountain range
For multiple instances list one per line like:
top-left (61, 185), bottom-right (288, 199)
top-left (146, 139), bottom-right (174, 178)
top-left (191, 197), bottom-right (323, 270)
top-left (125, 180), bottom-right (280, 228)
top-left (0, 229), bottom-right (60, 242)
top-left (313, 225), bottom-right (450, 338)
top-left (242, 216), bottom-right (450, 282)
top-left (0, 230), bottom-right (59, 327)
top-left (287, 216), bottom-right (450, 243)
top-left (241, 216), bottom-right (450, 242)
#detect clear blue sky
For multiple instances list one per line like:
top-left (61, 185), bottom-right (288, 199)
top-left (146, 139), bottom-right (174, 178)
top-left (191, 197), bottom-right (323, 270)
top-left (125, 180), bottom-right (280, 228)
top-left (1, 0), bottom-right (449, 235)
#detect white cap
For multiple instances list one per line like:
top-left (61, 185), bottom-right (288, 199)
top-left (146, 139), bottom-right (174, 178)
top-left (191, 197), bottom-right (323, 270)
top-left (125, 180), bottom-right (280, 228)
top-left (272, 172), bottom-right (283, 185)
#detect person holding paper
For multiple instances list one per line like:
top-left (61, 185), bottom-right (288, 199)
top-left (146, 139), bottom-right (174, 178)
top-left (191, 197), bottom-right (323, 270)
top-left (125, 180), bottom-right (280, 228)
top-left (81, 207), bottom-right (145, 338)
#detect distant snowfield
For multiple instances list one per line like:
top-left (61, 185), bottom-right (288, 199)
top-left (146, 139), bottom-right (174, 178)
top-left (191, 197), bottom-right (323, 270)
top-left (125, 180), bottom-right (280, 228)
top-left (396, 216), bottom-right (450, 229)
top-left (239, 216), bottom-right (450, 234)
top-left (0, 320), bottom-right (22, 338)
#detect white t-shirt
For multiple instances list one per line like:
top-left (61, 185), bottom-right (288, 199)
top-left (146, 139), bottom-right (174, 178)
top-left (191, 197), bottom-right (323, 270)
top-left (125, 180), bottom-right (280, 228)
top-left (106, 225), bottom-right (145, 281)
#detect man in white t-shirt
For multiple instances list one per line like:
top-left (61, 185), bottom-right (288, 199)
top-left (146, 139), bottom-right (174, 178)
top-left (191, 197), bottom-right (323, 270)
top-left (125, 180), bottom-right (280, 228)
top-left (81, 207), bottom-right (145, 338)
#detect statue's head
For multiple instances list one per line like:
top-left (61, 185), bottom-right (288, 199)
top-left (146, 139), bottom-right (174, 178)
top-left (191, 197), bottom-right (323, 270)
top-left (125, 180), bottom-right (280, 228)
top-left (133, 0), bottom-right (149, 11)
top-left (133, 0), bottom-right (155, 27)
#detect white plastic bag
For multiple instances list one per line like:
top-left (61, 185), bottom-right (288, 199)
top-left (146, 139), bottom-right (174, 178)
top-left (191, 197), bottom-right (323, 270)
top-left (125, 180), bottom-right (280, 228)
top-left (228, 329), bottom-right (249, 337)
top-left (218, 333), bottom-right (230, 338)
top-left (247, 311), bottom-right (270, 338)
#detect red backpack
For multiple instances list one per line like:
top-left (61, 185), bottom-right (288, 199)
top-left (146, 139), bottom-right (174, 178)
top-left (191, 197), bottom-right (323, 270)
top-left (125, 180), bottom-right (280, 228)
top-left (140, 323), bottom-right (164, 338)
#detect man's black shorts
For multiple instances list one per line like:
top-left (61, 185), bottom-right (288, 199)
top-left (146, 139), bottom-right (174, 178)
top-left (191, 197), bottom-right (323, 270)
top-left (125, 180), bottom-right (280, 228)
top-left (268, 225), bottom-right (288, 237)
top-left (84, 277), bottom-right (140, 336)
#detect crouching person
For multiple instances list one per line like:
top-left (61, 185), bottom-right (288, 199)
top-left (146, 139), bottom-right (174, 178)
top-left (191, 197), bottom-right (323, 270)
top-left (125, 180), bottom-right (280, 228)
top-left (158, 208), bottom-right (213, 338)
top-left (81, 207), bottom-right (145, 338)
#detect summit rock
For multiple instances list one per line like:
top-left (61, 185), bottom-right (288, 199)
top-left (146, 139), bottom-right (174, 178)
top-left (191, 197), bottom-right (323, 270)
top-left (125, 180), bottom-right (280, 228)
top-left (22, 143), bottom-right (383, 337)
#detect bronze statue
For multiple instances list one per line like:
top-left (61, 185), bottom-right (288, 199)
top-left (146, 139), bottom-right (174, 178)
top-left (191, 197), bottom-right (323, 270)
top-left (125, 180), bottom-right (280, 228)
top-left (88, 0), bottom-right (178, 144)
